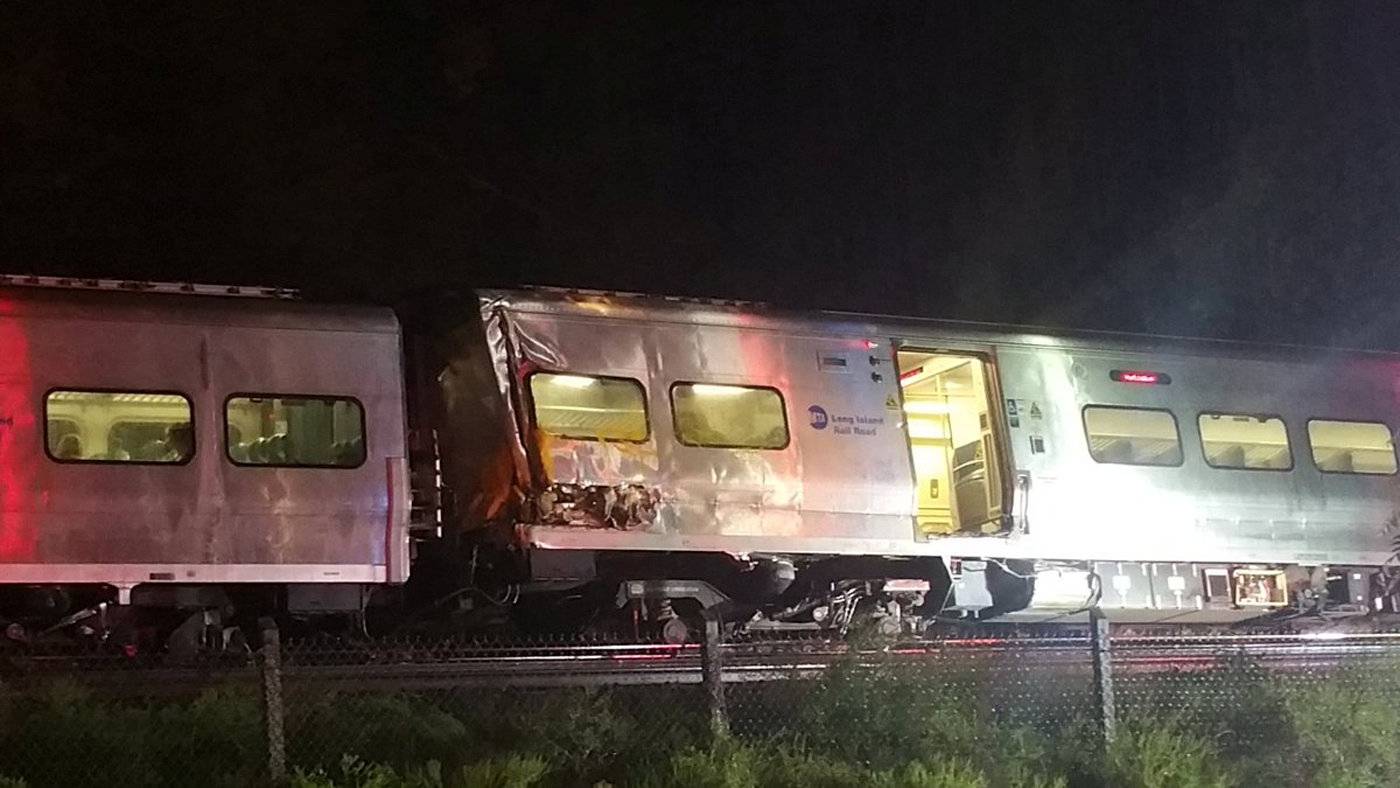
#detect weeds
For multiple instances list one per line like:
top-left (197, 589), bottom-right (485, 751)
top-left (629, 737), bottom-right (991, 788)
top-left (1283, 673), bottom-right (1400, 788)
top-left (455, 755), bottom-right (552, 788)
top-left (0, 681), bottom-right (261, 788)
top-left (1103, 720), bottom-right (1238, 788)
top-left (290, 755), bottom-right (550, 788)
top-left (5, 654), bottom-right (1400, 787)
top-left (286, 692), bottom-right (470, 772)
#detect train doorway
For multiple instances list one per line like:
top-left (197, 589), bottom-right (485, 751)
top-left (896, 351), bottom-right (1007, 538)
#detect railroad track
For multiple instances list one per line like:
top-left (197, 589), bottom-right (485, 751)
top-left (5, 632), bottom-right (1400, 697)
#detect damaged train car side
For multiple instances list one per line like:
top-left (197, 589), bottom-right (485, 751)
top-left (416, 288), bottom-right (1400, 637)
top-left (423, 289), bottom-right (950, 636)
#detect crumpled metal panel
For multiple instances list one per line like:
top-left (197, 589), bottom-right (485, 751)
top-left (505, 312), bottom-right (657, 483)
top-left (533, 483), bottom-right (658, 529)
top-left (500, 308), bottom-right (666, 531)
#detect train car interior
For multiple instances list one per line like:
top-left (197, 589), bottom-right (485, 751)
top-left (225, 396), bottom-right (366, 467)
top-left (1082, 406), bottom-right (1183, 466)
top-left (1198, 413), bottom-right (1292, 470)
top-left (1307, 419), bottom-right (1398, 474)
top-left (45, 391), bottom-right (194, 463)
top-left (896, 351), bottom-right (1005, 537)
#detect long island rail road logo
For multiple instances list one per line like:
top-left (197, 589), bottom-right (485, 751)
top-left (807, 404), bottom-right (883, 436)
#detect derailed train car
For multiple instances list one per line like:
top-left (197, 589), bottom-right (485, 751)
top-left (2, 277), bottom-right (1399, 648)
top-left (422, 288), bottom-right (1400, 636)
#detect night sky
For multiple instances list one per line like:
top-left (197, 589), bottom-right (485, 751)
top-left (4, 3), bottom-right (1400, 347)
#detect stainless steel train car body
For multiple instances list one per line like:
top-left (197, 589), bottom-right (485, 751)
top-left (0, 287), bottom-right (410, 593)
top-left (474, 289), bottom-right (1400, 575)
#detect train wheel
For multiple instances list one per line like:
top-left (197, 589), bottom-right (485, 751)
top-left (661, 616), bottom-right (693, 644)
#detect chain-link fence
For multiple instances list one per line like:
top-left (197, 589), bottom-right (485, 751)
top-left (4, 621), bottom-right (1400, 786)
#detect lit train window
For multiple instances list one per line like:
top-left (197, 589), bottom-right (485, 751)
top-left (1307, 419), bottom-right (1397, 475)
top-left (528, 373), bottom-right (649, 442)
top-left (225, 395), bottom-right (365, 468)
top-left (1082, 406), bottom-right (1182, 466)
top-left (44, 390), bottom-right (194, 464)
top-left (671, 383), bottom-right (789, 450)
top-left (1198, 413), bottom-right (1292, 471)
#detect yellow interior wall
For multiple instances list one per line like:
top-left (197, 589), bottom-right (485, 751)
top-left (898, 352), bottom-right (998, 536)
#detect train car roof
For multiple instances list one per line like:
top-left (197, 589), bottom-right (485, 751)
top-left (0, 283), bottom-right (399, 334)
top-left (479, 286), bottom-right (1400, 364)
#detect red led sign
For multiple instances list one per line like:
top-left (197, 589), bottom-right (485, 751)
top-left (1110, 369), bottom-right (1171, 385)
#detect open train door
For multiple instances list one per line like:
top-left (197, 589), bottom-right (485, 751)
top-left (894, 347), bottom-right (1011, 538)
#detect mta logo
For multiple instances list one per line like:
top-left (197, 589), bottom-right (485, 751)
top-left (808, 405), bottom-right (828, 430)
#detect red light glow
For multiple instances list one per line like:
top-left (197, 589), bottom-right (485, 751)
top-left (0, 297), bottom-right (36, 561)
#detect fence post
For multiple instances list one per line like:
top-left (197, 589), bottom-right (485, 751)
top-left (700, 614), bottom-right (728, 738)
top-left (1089, 608), bottom-right (1116, 745)
top-left (259, 618), bottom-right (288, 784)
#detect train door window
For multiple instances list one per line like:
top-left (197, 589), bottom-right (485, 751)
top-left (897, 351), bottom-right (1003, 535)
top-left (44, 390), bottom-right (194, 464)
top-left (225, 395), bottom-right (365, 468)
top-left (670, 383), bottom-right (789, 449)
top-left (1083, 406), bottom-right (1182, 466)
top-left (528, 373), bottom-right (649, 442)
top-left (1198, 413), bottom-right (1292, 470)
top-left (1307, 419), bottom-right (1397, 475)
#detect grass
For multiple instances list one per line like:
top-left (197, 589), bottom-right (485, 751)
top-left (1281, 674), bottom-right (1400, 788)
top-left (0, 681), bottom-right (263, 788)
top-left (2, 652), bottom-right (1399, 787)
top-left (289, 755), bottom-right (551, 788)
top-left (1102, 721), bottom-right (1238, 788)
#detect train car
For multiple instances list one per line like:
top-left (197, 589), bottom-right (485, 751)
top-left (0, 277), bottom-right (408, 649)
top-left (422, 288), bottom-right (1400, 636)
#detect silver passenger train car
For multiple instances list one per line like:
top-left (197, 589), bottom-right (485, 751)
top-left (2, 277), bottom-right (1398, 646)
top-left (434, 288), bottom-right (1400, 632)
top-left (0, 277), bottom-right (408, 645)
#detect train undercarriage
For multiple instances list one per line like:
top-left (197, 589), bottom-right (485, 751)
top-left (5, 546), bottom-right (1399, 655)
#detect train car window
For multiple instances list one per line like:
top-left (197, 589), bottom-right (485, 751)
top-left (225, 395), bottom-right (366, 468)
top-left (1082, 406), bottom-right (1182, 466)
top-left (671, 382), bottom-right (789, 450)
top-left (528, 373), bottom-right (649, 442)
top-left (1198, 413), bottom-right (1293, 471)
top-left (1307, 419), bottom-right (1397, 475)
top-left (44, 390), bottom-right (194, 464)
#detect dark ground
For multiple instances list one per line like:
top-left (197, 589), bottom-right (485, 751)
top-left (3, 3), bottom-right (1400, 347)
